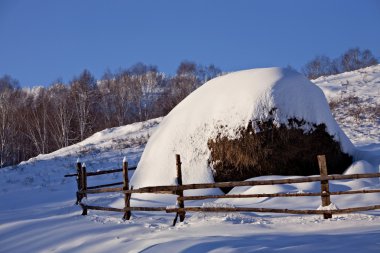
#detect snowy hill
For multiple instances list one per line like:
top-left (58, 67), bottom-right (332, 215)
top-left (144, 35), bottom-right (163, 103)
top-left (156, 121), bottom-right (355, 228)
top-left (0, 118), bottom-right (161, 193)
top-left (1, 66), bottom-right (380, 252)
top-left (313, 64), bottom-right (380, 146)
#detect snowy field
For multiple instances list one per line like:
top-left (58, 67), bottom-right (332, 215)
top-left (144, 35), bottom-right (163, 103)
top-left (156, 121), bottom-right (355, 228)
top-left (1, 66), bottom-right (380, 252)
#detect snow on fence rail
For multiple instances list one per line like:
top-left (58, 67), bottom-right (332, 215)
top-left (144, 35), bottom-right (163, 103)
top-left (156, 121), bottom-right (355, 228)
top-left (66, 155), bottom-right (380, 226)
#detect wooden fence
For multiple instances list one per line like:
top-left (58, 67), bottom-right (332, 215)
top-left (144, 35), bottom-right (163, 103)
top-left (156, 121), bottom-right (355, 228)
top-left (66, 155), bottom-right (380, 226)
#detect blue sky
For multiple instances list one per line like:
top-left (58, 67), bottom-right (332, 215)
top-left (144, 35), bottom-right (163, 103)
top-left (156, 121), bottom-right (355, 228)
top-left (0, 0), bottom-right (379, 86)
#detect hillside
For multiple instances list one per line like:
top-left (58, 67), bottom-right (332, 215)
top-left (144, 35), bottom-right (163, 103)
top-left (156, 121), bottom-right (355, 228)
top-left (0, 66), bottom-right (379, 252)
top-left (0, 118), bottom-right (162, 193)
top-left (313, 64), bottom-right (380, 146)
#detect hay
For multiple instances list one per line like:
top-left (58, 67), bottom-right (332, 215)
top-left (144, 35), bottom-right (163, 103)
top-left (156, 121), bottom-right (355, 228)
top-left (207, 117), bottom-right (352, 192)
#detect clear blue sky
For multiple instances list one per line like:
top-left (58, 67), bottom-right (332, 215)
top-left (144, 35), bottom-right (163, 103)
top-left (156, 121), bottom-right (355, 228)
top-left (0, 0), bottom-right (379, 86)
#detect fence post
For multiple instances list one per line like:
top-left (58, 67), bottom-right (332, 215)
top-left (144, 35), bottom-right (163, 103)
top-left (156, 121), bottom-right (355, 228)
top-left (173, 154), bottom-right (185, 226)
top-left (76, 159), bottom-right (82, 205)
top-left (122, 157), bottom-right (131, 220)
top-left (81, 163), bottom-right (88, 215)
top-left (317, 155), bottom-right (332, 219)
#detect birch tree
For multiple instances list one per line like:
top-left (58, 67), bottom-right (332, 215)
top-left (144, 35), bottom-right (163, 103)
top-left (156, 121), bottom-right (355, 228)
top-left (48, 82), bottom-right (74, 148)
top-left (70, 70), bottom-right (98, 141)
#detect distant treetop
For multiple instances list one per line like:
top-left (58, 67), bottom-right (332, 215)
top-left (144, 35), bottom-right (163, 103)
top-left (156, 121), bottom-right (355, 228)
top-left (302, 48), bottom-right (378, 79)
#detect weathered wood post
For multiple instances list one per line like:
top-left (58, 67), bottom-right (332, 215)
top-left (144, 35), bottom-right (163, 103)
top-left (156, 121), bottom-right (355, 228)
top-left (173, 154), bottom-right (185, 226)
top-left (122, 156), bottom-right (132, 220)
top-left (81, 163), bottom-right (88, 215)
top-left (317, 155), bottom-right (332, 219)
top-left (75, 159), bottom-right (82, 205)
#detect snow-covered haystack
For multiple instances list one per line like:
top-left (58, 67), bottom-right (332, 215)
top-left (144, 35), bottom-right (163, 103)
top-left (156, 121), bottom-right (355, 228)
top-left (131, 67), bottom-right (355, 192)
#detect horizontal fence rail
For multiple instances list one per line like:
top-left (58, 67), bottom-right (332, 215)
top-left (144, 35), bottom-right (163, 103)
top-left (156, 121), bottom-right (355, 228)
top-left (178, 189), bottom-right (380, 201)
top-left (79, 172), bottom-right (380, 195)
top-left (69, 155), bottom-right (380, 226)
top-left (79, 203), bottom-right (380, 215)
top-left (64, 167), bottom-right (137, 177)
top-left (80, 204), bottom-right (168, 212)
top-left (87, 182), bottom-right (123, 190)
top-left (165, 205), bottom-right (380, 215)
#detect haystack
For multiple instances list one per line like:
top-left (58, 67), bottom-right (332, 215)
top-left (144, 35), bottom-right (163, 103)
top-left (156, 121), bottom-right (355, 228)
top-left (131, 67), bottom-right (354, 194)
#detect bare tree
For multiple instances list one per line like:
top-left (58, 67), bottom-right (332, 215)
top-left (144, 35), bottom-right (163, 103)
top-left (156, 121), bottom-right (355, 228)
top-left (107, 70), bottom-right (133, 126)
top-left (196, 64), bottom-right (222, 83)
top-left (302, 48), bottom-right (378, 79)
top-left (96, 69), bottom-right (119, 129)
top-left (0, 76), bottom-right (32, 167)
top-left (341, 48), bottom-right (361, 72)
top-left (24, 87), bottom-right (51, 154)
top-left (70, 70), bottom-right (98, 141)
top-left (0, 88), bottom-right (14, 167)
top-left (127, 64), bottom-right (164, 121)
top-left (48, 82), bottom-right (74, 148)
top-left (176, 61), bottom-right (197, 77)
top-left (341, 48), bottom-right (378, 72)
top-left (163, 61), bottom-right (201, 107)
top-left (302, 55), bottom-right (334, 79)
top-left (0, 62), bottom-right (224, 167)
top-left (0, 75), bottom-right (18, 92)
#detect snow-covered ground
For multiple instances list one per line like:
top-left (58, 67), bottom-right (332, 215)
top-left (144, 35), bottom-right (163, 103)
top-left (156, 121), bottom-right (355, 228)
top-left (1, 66), bottom-right (380, 252)
top-left (313, 64), bottom-right (380, 146)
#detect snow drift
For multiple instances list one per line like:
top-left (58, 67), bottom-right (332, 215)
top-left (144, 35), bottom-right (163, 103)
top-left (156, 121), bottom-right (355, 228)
top-left (131, 67), bottom-right (355, 190)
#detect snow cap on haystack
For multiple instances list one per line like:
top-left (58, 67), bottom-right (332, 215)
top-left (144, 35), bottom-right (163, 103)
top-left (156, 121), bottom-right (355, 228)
top-left (131, 67), bottom-right (354, 191)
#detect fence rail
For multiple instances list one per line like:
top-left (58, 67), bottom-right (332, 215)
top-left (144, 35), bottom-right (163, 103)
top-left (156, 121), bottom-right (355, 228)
top-left (165, 205), bottom-right (380, 215)
top-left (79, 172), bottom-right (380, 195)
top-left (64, 167), bottom-right (136, 178)
top-left (69, 154), bottom-right (380, 226)
top-left (87, 182), bottom-right (123, 190)
top-left (178, 189), bottom-right (380, 201)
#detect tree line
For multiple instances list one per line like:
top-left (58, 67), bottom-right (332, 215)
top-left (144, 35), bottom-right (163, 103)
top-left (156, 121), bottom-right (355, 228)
top-left (0, 61), bottom-right (221, 167)
top-left (301, 47), bottom-right (378, 79)
top-left (0, 47), bottom-right (378, 167)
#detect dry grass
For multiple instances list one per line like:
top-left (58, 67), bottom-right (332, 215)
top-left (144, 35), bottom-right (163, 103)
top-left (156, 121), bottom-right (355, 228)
top-left (207, 118), bottom-right (352, 192)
